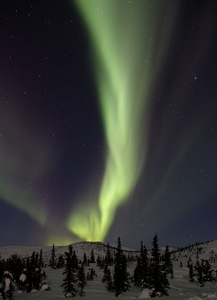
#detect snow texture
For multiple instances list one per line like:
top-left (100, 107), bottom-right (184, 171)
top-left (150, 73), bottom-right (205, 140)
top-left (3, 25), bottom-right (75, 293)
top-left (0, 240), bottom-right (217, 299)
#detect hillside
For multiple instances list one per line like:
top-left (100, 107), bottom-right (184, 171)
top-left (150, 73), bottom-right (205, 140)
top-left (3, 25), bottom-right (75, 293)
top-left (0, 240), bottom-right (217, 299)
top-left (0, 241), bottom-right (139, 263)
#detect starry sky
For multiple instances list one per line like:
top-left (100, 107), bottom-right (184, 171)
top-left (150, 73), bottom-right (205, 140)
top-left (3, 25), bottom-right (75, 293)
top-left (0, 0), bottom-right (217, 249)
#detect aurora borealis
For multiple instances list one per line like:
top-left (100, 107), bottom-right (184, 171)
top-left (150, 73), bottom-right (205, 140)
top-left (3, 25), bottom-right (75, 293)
top-left (67, 0), bottom-right (173, 242)
top-left (1, 1), bottom-right (217, 248)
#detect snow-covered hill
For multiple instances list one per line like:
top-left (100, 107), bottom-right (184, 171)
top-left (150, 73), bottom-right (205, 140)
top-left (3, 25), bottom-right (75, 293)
top-left (0, 241), bottom-right (138, 264)
top-left (0, 240), bottom-right (217, 299)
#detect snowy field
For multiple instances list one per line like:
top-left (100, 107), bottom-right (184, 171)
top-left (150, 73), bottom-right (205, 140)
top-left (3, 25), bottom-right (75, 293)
top-left (1, 241), bottom-right (217, 299)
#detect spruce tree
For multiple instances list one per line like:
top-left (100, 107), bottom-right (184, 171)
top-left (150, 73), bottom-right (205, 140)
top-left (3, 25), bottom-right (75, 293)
top-left (187, 257), bottom-right (192, 268)
top-left (57, 255), bottom-right (65, 269)
top-left (188, 262), bottom-right (194, 282)
top-left (201, 259), bottom-right (213, 282)
top-left (102, 263), bottom-right (113, 291)
top-left (61, 246), bottom-right (78, 297)
top-left (133, 257), bottom-right (142, 287)
top-left (141, 242), bottom-right (149, 287)
top-left (5, 281), bottom-right (15, 300)
top-left (102, 264), bottom-right (108, 283)
top-left (2, 273), bottom-right (15, 300)
top-left (134, 242), bottom-right (149, 288)
top-left (35, 252), bottom-right (39, 268)
top-left (31, 251), bottom-right (35, 268)
top-left (150, 234), bottom-right (169, 297)
top-left (90, 249), bottom-right (95, 263)
top-left (113, 237), bottom-right (130, 297)
top-left (113, 237), bottom-right (123, 296)
top-left (106, 268), bottom-right (113, 292)
top-left (83, 252), bottom-right (87, 266)
top-left (51, 244), bottom-right (56, 269)
top-left (72, 249), bottom-right (78, 270)
top-left (97, 255), bottom-right (103, 269)
top-left (164, 245), bottom-right (174, 279)
top-left (26, 257), bottom-right (33, 293)
top-left (196, 261), bottom-right (204, 287)
top-left (77, 263), bottom-right (86, 296)
top-left (39, 249), bottom-right (43, 268)
top-left (105, 243), bottom-right (113, 266)
top-left (122, 254), bottom-right (131, 292)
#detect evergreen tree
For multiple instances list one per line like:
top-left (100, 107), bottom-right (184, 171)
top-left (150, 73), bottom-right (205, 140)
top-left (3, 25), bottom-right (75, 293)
top-left (5, 281), bottom-right (15, 300)
top-left (133, 257), bottom-right (142, 286)
top-left (150, 234), bottom-right (169, 297)
top-left (83, 252), bottom-right (88, 266)
top-left (72, 249), bottom-right (78, 270)
top-left (140, 242), bottom-right (150, 287)
top-left (102, 264), bottom-right (113, 291)
top-left (51, 244), bottom-right (56, 269)
top-left (31, 251), bottom-right (35, 268)
top-left (193, 259), bottom-right (214, 286)
top-left (201, 259), bottom-right (214, 282)
top-left (88, 268), bottom-right (97, 280)
top-left (113, 237), bottom-right (130, 297)
top-left (57, 255), bottom-right (65, 269)
top-left (32, 268), bottom-right (42, 290)
top-left (106, 268), bottom-right (113, 292)
top-left (6, 255), bottom-right (24, 285)
top-left (0, 259), bottom-right (5, 279)
top-left (2, 272), bottom-right (15, 300)
top-left (122, 255), bottom-right (131, 292)
top-left (188, 261), bottom-right (194, 282)
top-left (187, 257), bottom-right (192, 268)
top-left (96, 255), bottom-right (103, 269)
top-left (102, 264), bottom-right (108, 283)
top-left (35, 252), bottom-right (39, 268)
top-left (26, 258), bottom-right (33, 293)
top-left (134, 242), bottom-right (144, 287)
top-left (61, 246), bottom-right (78, 297)
top-left (39, 249), bottom-right (43, 268)
top-left (105, 243), bottom-right (113, 266)
top-left (77, 263), bottom-right (86, 296)
top-left (90, 249), bottom-right (95, 263)
top-left (195, 261), bottom-right (204, 287)
top-left (163, 245), bottom-right (174, 279)
top-left (113, 237), bottom-right (123, 297)
top-left (134, 242), bottom-right (150, 288)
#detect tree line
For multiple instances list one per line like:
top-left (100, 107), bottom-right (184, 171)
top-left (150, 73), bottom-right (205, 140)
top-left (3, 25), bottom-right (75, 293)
top-left (55, 234), bottom-right (173, 297)
top-left (0, 250), bottom-right (47, 299)
top-left (0, 234), bottom-right (173, 298)
top-left (1, 234), bottom-right (216, 298)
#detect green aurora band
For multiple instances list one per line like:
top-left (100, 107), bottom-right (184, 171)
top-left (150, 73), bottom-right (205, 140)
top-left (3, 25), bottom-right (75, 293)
top-left (0, 106), bottom-right (49, 226)
top-left (67, 0), bottom-right (175, 242)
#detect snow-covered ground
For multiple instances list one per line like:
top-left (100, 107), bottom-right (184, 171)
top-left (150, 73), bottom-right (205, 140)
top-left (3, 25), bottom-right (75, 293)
top-left (0, 241), bottom-right (217, 299)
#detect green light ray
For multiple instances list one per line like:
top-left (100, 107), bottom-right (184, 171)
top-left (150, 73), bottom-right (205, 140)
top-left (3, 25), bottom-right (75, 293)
top-left (67, 0), bottom-right (175, 242)
top-left (0, 105), bottom-right (51, 226)
top-left (0, 182), bottom-right (47, 226)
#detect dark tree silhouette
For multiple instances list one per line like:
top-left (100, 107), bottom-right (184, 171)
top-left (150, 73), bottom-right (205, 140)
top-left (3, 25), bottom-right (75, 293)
top-left (90, 249), bottom-right (95, 263)
top-left (113, 237), bottom-right (130, 297)
top-left (105, 243), bottom-right (113, 266)
top-left (135, 241), bottom-right (150, 288)
top-left (150, 234), bottom-right (169, 297)
top-left (61, 246), bottom-right (78, 297)
top-left (77, 263), bottom-right (86, 296)
top-left (163, 245), bottom-right (174, 279)
top-left (51, 244), bottom-right (56, 269)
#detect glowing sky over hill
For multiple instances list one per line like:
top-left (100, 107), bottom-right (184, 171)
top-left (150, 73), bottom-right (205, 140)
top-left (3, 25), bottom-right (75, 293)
top-left (67, 0), bottom-right (176, 242)
top-left (0, 0), bottom-right (217, 248)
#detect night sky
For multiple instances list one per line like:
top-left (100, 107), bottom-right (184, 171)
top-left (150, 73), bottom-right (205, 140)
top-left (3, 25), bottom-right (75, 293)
top-left (0, 0), bottom-right (217, 249)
